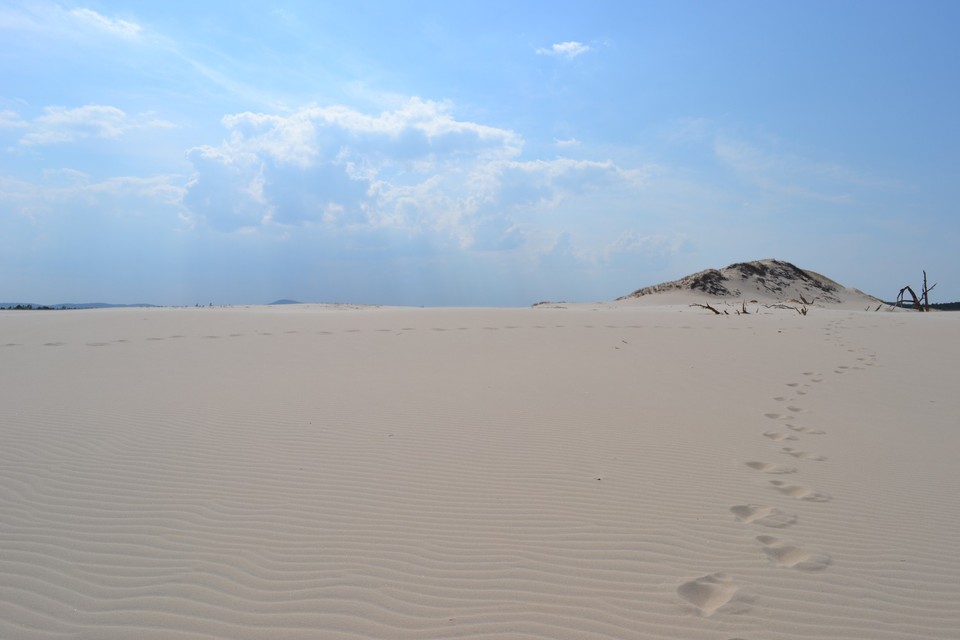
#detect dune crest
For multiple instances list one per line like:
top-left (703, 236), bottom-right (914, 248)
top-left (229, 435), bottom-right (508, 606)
top-left (618, 258), bottom-right (884, 307)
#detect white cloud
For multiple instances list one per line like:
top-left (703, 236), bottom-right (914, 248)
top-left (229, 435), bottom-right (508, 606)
top-left (220, 98), bottom-right (523, 169)
top-left (0, 109), bottom-right (27, 129)
top-left (183, 98), bottom-right (646, 255)
top-left (537, 41), bottom-right (591, 59)
top-left (554, 137), bottom-right (581, 148)
top-left (16, 105), bottom-right (174, 145)
top-left (185, 99), bottom-right (526, 234)
top-left (713, 137), bottom-right (864, 203)
top-left (70, 8), bottom-right (142, 38)
top-left (1, 172), bottom-right (183, 220)
top-left (495, 158), bottom-right (651, 203)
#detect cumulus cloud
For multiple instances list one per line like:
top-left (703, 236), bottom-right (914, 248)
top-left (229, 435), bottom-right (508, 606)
top-left (184, 99), bottom-right (524, 234)
top-left (16, 105), bottom-right (174, 145)
top-left (182, 146), bottom-right (267, 231)
top-left (183, 98), bottom-right (645, 252)
top-left (537, 41), bottom-right (591, 59)
top-left (495, 158), bottom-right (650, 207)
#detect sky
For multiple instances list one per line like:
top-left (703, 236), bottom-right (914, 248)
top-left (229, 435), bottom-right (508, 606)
top-left (2, 0), bottom-right (959, 306)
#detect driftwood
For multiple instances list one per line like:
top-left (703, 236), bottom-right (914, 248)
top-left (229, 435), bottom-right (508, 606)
top-left (762, 303), bottom-right (808, 315)
top-left (898, 285), bottom-right (922, 310)
top-left (690, 302), bottom-right (721, 315)
top-left (897, 270), bottom-right (937, 311)
top-left (693, 300), bottom-right (812, 316)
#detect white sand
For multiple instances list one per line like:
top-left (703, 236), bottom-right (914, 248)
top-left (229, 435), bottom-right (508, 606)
top-left (2, 302), bottom-right (958, 639)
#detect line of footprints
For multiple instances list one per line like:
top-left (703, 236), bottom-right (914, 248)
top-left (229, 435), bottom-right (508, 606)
top-left (678, 370), bottom-right (842, 619)
top-left (678, 317), bottom-right (882, 620)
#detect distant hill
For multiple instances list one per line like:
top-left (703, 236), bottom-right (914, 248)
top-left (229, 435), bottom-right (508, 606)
top-left (1, 302), bottom-right (158, 310)
top-left (3, 299), bottom-right (307, 309)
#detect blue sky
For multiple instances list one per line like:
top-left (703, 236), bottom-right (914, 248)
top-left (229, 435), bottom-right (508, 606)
top-left (2, 1), bottom-right (959, 305)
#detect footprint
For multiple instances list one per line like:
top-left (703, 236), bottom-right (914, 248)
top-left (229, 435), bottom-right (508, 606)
top-left (786, 406), bottom-right (804, 413)
top-left (780, 448), bottom-right (828, 461)
top-left (756, 535), bottom-right (831, 571)
top-left (730, 505), bottom-right (797, 528)
top-left (763, 431), bottom-right (798, 442)
top-left (769, 480), bottom-right (831, 502)
top-left (677, 572), bottom-right (738, 617)
top-left (745, 461), bottom-right (797, 474)
top-left (786, 425), bottom-right (825, 435)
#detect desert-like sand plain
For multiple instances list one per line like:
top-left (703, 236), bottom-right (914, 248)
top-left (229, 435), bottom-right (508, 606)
top-left (2, 299), bottom-right (958, 639)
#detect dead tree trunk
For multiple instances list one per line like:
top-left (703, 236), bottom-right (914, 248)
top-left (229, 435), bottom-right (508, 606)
top-left (897, 271), bottom-right (937, 311)
top-left (921, 270), bottom-right (936, 311)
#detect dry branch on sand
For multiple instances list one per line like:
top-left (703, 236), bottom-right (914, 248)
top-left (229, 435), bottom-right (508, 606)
top-left (691, 301), bottom-right (807, 316)
top-left (897, 270), bottom-right (937, 312)
top-left (690, 302), bottom-right (724, 315)
top-left (763, 303), bottom-right (808, 315)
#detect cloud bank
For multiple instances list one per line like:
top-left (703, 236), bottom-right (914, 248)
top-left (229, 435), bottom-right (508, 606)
top-left (183, 99), bottom-right (641, 256)
top-left (5, 105), bottom-right (174, 146)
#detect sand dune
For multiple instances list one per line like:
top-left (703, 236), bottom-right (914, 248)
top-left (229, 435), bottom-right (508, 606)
top-left (2, 301), bottom-right (959, 638)
top-left (618, 258), bottom-right (886, 309)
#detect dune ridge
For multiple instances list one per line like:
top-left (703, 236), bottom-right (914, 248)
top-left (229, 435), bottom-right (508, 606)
top-left (617, 258), bottom-right (885, 308)
top-left (2, 301), bottom-right (959, 638)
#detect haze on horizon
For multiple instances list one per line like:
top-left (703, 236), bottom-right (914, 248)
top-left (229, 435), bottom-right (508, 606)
top-left (2, 1), bottom-right (959, 306)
